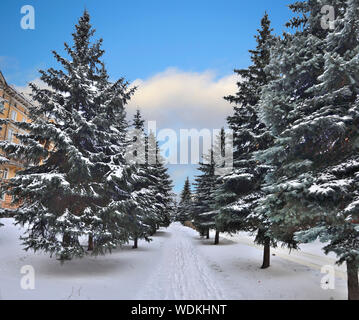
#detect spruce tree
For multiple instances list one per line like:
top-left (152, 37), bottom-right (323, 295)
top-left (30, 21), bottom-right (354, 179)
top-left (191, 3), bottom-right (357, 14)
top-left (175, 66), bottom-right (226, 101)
top-left (123, 111), bottom-right (174, 248)
top-left (169, 197), bottom-right (178, 222)
top-left (194, 128), bottom-right (230, 245)
top-left (0, 11), bottom-right (135, 260)
top-left (133, 109), bottom-right (145, 129)
top-left (147, 131), bottom-right (174, 229)
top-left (124, 110), bottom-right (157, 248)
top-left (193, 149), bottom-right (217, 239)
top-left (212, 128), bottom-right (229, 245)
top-left (258, 0), bottom-right (359, 299)
top-left (177, 177), bottom-right (192, 223)
top-left (128, 109), bottom-right (146, 165)
top-left (214, 13), bottom-right (277, 265)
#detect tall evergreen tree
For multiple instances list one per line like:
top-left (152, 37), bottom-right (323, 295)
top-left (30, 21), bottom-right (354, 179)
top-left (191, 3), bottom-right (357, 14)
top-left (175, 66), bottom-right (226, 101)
top-left (122, 112), bottom-right (174, 248)
top-left (258, 0), bottom-right (359, 299)
top-left (169, 197), bottom-right (178, 222)
top-left (198, 128), bottom-right (232, 245)
top-left (0, 11), bottom-right (136, 260)
top-left (128, 109), bottom-right (146, 165)
top-left (147, 131), bottom-right (174, 229)
top-left (176, 177), bottom-right (192, 223)
top-left (133, 109), bottom-right (145, 129)
top-left (212, 128), bottom-right (230, 245)
top-left (124, 110), bottom-right (157, 249)
top-left (214, 13), bottom-right (278, 266)
top-left (193, 149), bottom-right (217, 239)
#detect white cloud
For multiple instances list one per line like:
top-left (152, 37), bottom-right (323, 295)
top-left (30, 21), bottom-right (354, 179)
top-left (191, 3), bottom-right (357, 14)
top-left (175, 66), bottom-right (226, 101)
top-left (127, 68), bottom-right (237, 130)
top-left (14, 78), bottom-right (50, 101)
top-left (15, 68), bottom-right (238, 131)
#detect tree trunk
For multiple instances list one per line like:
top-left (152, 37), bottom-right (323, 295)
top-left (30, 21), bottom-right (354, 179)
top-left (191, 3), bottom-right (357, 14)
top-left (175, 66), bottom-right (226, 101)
top-left (88, 234), bottom-right (94, 251)
top-left (62, 232), bottom-right (70, 247)
top-left (214, 230), bottom-right (219, 245)
top-left (261, 237), bottom-right (270, 269)
top-left (206, 229), bottom-right (210, 239)
top-left (150, 227), bottom-right (156, 236)
top-left (133, 237), bottom-right (138, 249)
top-left (61, 232), bottom-right (71, 261)
top-left (347, 260), bottom-right (359, 300)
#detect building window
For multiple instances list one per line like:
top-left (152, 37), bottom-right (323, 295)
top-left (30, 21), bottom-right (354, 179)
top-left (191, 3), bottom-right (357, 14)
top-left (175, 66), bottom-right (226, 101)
top-left (11, 110), bottom-right (17, 121)
top-left (3, 169), bottom-right (8, 179)
top-left (7, 128), bottom-right (14, 142)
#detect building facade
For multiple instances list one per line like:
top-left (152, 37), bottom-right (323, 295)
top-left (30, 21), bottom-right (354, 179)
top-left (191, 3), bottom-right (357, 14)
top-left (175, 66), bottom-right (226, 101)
top-left (0, 71), bottom-right (32, 209)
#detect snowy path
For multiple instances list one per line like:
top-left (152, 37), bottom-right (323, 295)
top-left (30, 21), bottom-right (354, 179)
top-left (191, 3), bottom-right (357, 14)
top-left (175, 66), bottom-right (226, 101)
top-left (0, 218), bottom-right (348, 299)
top-left (138, 223), bottom-right (227, 300)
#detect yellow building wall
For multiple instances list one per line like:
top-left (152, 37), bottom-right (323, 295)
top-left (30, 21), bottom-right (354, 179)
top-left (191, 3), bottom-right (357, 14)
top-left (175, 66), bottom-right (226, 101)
top-left (0, 84), bottom-right (30, 210)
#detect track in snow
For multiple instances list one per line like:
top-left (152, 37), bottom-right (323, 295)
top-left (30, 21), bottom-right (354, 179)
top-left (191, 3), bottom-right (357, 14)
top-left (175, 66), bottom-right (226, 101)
top-left (0, 218), bottom-right (347, 300)
top-left (138, 223), bottom-right (226, 300)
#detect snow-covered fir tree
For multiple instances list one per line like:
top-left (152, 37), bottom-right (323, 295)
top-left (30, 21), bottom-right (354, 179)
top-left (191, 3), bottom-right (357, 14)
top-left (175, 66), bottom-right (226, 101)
top-left (169, 197), bottom-right (178, 222)
top-left (193, 149), bottom-right (217, 239)
top-left (127, 109), bottom-right (146, 165)
top-left (257, 0), bottom-right (359, 299)
top-left (0, 11), bottom-right (137, 260)
top-left (193, 128), bottom-right (232, 244)
top-left (211, 128), bottom-right (230, 245)
top-left (214, 13), bottom-right (278, 266)
top-left (120, 110), bottom-right (174, 248)
top-left (147, 131), bottom-right (174, 229)
top-left (123, 110), bottom-right (158, 248)
top-left (176, 177), bottom-right (193, 223)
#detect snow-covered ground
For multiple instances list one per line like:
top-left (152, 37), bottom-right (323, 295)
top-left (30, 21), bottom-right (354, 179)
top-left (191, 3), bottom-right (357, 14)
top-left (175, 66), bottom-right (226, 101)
top-left (0, 218), bottom-right (348, 300)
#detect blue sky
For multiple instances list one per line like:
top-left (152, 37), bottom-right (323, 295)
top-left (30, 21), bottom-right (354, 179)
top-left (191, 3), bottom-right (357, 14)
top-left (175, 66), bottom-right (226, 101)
top-left (0, 0), bottom-right (295, 194)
